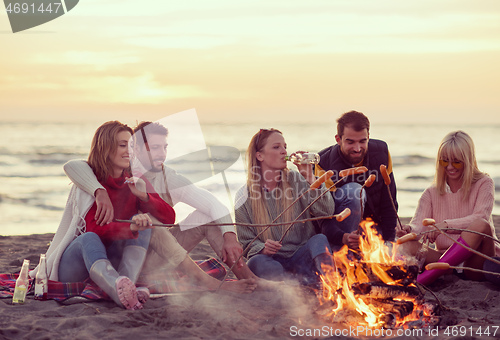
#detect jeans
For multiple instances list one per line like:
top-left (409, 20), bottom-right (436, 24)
top-left (247, 234), bottom-right (332, 284)
top-left (321, 182), bottom-right (366, 251)
top-left (58, 229), bottom-right (152, 282)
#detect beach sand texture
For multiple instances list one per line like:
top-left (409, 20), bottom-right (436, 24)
top-left (1, 217), bottom-right (500, 340)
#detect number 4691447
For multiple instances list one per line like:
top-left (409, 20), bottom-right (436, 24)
top-left (5, 2), bottom-right (62, 14)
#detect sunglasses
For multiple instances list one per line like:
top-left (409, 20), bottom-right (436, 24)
top-left (439, 159), bottom-right (463, 169)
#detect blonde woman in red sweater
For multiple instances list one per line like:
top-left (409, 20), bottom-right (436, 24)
top-left (399, 131), bottom-right (499, 285)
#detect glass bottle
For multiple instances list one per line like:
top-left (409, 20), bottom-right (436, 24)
top-left (12, 259), bottom-right (30, 304)
top-left (286, 152), bottom-right (320, 165)
top-left (34, 254), bottom-right (48, 300)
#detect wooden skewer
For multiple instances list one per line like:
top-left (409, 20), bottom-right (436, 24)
top-left (115, 215), bottom-right (337, 228)
top-left (425, 221), bottom-right (500, 268)
top-left (278, 208), bottom-right (351, 243)
top-left (425, 262), bottom-right (500, 277)
top-left (216, 170), bottom-right (336, 292)
top-left (379, 164), bottom-right (403, 230)
top-left (357, 174), bottom-right (376, 233)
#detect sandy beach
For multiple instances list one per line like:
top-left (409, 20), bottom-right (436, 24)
top-left (1, 217), bottom-right (500, 340)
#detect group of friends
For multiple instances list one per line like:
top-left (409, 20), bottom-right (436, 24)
top-left (29, 110), bottom-right (500, 310)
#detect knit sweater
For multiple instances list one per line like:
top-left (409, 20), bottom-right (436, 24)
top-left (85, 173), bottom-right (175, 244)
top-left (235, 170), bottom-right (335, 259)
top-left (410, 175), bottom-right (500, 256)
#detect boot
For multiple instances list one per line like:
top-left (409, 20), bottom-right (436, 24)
top-left (417, 237), bottom-right (472, 286)
top-left (89, 259), bottom-right (142, 310)
top-left (314, 253), bottom-right (335, 277)
top-left (118, 246), bottom-right (150, 304)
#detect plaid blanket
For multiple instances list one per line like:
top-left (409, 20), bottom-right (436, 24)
top-left (0, 258), bottom-right (226, 302)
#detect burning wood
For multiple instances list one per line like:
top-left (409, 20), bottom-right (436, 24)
top-left (316, 219), bottom-right (437, 329)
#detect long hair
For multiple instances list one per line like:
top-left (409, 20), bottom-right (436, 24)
top-left (246, 128), bottom-right (293, 241)
top-left (87, 121), bottom-right (133, 182)
top-left (435, 130), bottom-right (485, 198)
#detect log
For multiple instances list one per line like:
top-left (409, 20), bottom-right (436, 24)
top-left (365, 299), bottom-right (414, 319)
top-left (352, 282), bottom-right (421, 300)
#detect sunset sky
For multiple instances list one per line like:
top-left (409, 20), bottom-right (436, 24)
top-left (1, 0), bottom-right (500, 124)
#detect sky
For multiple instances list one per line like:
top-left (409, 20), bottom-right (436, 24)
top-left (1, 0), bottom-right (500, 125)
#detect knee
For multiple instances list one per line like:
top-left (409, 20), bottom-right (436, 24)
top-left (469, 218), bottom-right (492, 235)
top-left (79, 232), bottom-right (101, 243)
top-left (247, 255), bottom-right (284, 278)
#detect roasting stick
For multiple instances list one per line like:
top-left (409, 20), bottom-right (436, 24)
top-left (277, 167), bottom-right (368, 243)
top-left (116, 215), bottom-right (340, 228)
top-left (425, 262), bottom-right (500, 277)
top-left (414, 219), bottom-right (500, 268)
top-left (215, 170), bottom-right (334, 292)
top-left (357, 174), bottom-right (376, 234)
top-left (379, 164), bottom-right (403, 230)
top-left (397, 229), bottom-right (500, 245)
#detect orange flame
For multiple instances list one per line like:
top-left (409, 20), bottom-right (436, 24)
top-left (318, 219), bottom-right (422, 328)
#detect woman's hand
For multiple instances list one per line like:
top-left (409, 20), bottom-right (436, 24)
top-left (292, 151), bottom-right (315, 185)
top-left (94, 188), bottom-right (114, 226)
top-left (129, 213), bottom-right (153, 232)
top-left (261, 239), bottom-right (282, 256)
top-left (424, 221), bottom-right (447, 243)
top-left (396, 224), bottom-right (412, 238)
top-left (125, 177), bottom-right (149, 201)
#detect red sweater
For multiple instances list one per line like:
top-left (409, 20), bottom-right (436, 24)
top-left (84, 173), bottom-right (175, 244)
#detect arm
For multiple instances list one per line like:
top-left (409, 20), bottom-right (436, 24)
top-left (64, 160), bottom-right (113, 225)
top-left (409, 188), bottom-right (433, 235)
top-left (167, 169), bottom-right (234, 234)
top-left (137, 177), bottom-right (176, 225)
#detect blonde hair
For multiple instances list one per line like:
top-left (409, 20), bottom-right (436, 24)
top-left (435, 130), bottom-right (485, 198)
top-left (246, 129), bottom-right (293, 241)
top-left (88, 121), bottom-right (133, 182)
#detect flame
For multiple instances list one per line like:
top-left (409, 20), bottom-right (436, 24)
top-left (318, 219), bottom-right (423, 328)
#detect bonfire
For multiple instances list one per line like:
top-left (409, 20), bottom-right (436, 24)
top-left (317, 219), bottom-right (438, 329)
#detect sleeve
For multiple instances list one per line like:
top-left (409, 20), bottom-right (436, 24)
top-left (444, 176), bottom-right (494, 230)
top-left (409, 188), bottom-right (433, 235)
top-left (234, 187), bottom-right (265, 258)
top-left (64, 160), bottom-right (104, 196)
top-left (377, 154), bottom-right (398, 241)
top-left (139, 192), bottom-right (176, 225)
top-left (167, 169), bottom-right (234, 234)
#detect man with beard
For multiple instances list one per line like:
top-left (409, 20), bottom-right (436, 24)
top-left (64, 121), bottom-right (258, 281)
top-left (315, 111), bottom-right (398, 250)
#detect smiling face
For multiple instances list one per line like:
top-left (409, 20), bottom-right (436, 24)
top-left (256, 131), bottom-right (287, 172)
top-left (135, 133), bottom-right (168, 172)
top-left (336, 126), bottom-right (369, 165)
top-left (440, 153), bottom-right (465, 183)
top-left (110, 130), bottom-right (132, 176)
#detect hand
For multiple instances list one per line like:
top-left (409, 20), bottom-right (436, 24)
top-left (396, 224), bottom-right (412, 238)
top-left (342, 232), bottom-right (360, 249)
top-left (291, 151), bottom-right (315, 184)
top-left (221, 232), bottom-right (244, 268)
top-left (424, 221), bottom-right (447, 243)
top-left (129, 213), bottom-right (153, 232)
top-left (94, 189), bottom-right (114, 226)
top-left (125, 177), bottom-right (148, 201)
top-left (261, 239), bottom-right (282, 256)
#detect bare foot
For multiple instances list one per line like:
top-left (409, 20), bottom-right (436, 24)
top-left (254, 278), bottom-right (285, 291)
top-left (216, 278), bottom-right (257, 294)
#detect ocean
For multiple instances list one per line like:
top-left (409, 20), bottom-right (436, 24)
top-left (1, 118), bottom-right (499, 236)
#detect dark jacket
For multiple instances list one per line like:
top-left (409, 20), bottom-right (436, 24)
top-left (316, 139), bottom-right (398, 241)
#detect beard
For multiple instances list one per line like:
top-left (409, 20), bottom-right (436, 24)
top-left (344, 150), bottom-right (366, 165)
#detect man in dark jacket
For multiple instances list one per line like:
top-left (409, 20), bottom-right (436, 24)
top-left (315, 111), bottom-right (398, 250)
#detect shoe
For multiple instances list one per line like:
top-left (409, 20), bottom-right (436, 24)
top-left (118, 246), bottom-right (149, 304)
top-left (89, 259), bottom-right (142, 310)
top-left (417, 237), bottom-right (472, 286)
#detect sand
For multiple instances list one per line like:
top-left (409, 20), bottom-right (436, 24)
top-left (1, 217), bottom-right (500, 340)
